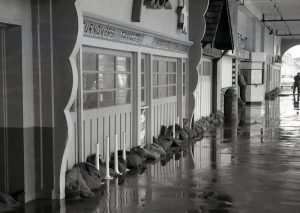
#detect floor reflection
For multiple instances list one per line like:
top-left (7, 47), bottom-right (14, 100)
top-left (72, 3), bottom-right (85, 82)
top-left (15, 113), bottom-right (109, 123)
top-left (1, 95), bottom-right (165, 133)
top-left (8, 95), bottom-right (300, 213)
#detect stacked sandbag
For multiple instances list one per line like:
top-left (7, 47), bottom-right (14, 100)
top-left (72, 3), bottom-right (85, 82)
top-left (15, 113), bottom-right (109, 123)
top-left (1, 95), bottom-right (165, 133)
top-left (65, 165), bottom-right (94, 198)
top-left (265, 87), bottom-right (281, 100)
top-left (130, 146), bottom-right (160, 160)
top-left (109, 154), bottom-right (127, 174)
top-left (183, 125), bottom-right (197, 139)
top-left (126, 153), bottom-right (145, 169)
top-left (78, 162), bottom-right (103, 191)
top-left (0, 192), bottom-right (20, 212)
top-left (86, 154), bottom-right (119, 178)
top-left (149, 142), bottom-right (166, 156)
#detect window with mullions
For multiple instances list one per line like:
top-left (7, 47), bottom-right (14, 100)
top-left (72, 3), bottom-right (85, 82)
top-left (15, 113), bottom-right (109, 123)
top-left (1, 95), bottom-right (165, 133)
top-left (153, 58), bottom-right (177, 99)
top-left (82, 48), bottom-right (131, 109)
top-left (183, 60), bottom-right (187, 96)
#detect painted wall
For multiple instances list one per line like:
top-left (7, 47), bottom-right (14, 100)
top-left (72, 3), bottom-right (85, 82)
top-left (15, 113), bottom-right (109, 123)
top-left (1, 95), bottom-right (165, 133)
top-left (77, 0), bottom-right (189, 41)
top-left (220, 56), bottom-right (233, 88)
top-left (0, 0), bottom-right (35, 202)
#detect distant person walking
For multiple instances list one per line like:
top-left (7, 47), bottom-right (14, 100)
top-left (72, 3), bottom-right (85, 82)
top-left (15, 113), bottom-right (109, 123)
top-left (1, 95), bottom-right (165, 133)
top-left (293, 72), bottom-right (300, 95)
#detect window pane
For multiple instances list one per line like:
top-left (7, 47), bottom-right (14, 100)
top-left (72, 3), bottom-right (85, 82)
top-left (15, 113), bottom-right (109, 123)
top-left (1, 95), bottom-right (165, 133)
top-left (168, 61), bottom-right (176, 73)
top-left (158, 60), bottom-right (167, 73)
top-left (168, 74), bottom-right (176, 84)
top-left (141, 58), bottom-right (145, 73)
top-left (98, 54), bottom-right (115, 72)
top-left (99, 91), bottom-right (115, 107)
top-left (116, 89), bottom-right (131, 105)
top-left (83, 73), bottom-right (98, 91)
top-left (153, 87), bottom-right (158, 99)
top-left (98, 73), bottom-right (115, 89)
top-left (168, 85), bottom-right (176, 96)
top-left (83, 92), bottom-right (98, 109)
top-left (82, 52), bottom-right (97, 70)
top-left (153, 60), bottom-right (158, 73)
top-left (141, 74), bottom-right (145, 87)
top-left (158, 74), bottom-right (167, 85)
top-left (141, 88), bottom-right (145, 102)
top-left (183, 62), bottom-right (186, 73)
top-left (116, 74), bottom-right (131, 89)
top-left (153, 74), bottom-right (158, 86)
top-left (115, 56), bottom-right (131, 72)
top-left (158, 86), bottom-right (167, 98)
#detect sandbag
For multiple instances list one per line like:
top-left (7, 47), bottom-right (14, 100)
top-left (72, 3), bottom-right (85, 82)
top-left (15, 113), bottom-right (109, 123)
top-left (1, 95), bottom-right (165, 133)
top-left (149, 142), bottom-right (166, 156)
top-left (156, 138), bottom-right (172, 151)
top-left (109, 156), bottom-right (127, 173)
top-left (86, 154), bottom-right (105, 166)
top-left (130, 146), bottom-right (147, 158)
top-left (171, 138), bottom-right (182, 147)
top-left (183, 126), bottom-right (196, 138)
top-left (78, 162), bottom-right (103, 191)
top-left (144, 147), bottom-right (161, 160)
top-left (65, 166), bottom-right (94, 198)
top-left (126, 153), bottom-right (144, 169)
top-left (179, 129), bottom-right (189, 140)
top-left (0, 192), bottom-right (20, 211)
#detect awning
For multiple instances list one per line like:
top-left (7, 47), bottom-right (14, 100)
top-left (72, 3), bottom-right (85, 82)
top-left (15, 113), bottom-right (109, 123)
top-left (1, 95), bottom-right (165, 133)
top-left (202, 0), bottom-right (234, 51)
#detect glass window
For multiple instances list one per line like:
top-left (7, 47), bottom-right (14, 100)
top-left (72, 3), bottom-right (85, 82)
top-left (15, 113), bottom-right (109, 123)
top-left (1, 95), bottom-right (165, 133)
top-left (158, 73), bottom-right (167, 85)
top-left (153, 87), bottom-right (158, 99)
top-left (115, 56), bottom-right (131, 72)
top-left (168, 85), bottom-right (176, 96)
top-left (98, 54), bottom-right (115, 72)
top-left (83, 92), bottom-right (98, 109)
top-left (115, 74), bottom-right (131, 89)
top-left (168, 62), bottom-right (176, 73)
top-left (116, 89), bottom-right (131, 105)
top-left (83, 73), bottom-right (98, 91)
top-left (158, 86), bottom-right (167, 98)
top-left (98, 73), bottom-right (115, 89)
top-left (99, 91), bottom-right (115, 108)
top-left (168, 74), bottom-right (176, 84)
top-left (153, 60), bottom-right (158, 73)
top-left (82, 47), bottom-right (132, 109)
top-left (83, 52), bottom-right (97, 71)
top-left (158, 61), bottom-right (167, 73)
top-left (153, 74), bottom-right (158, 86)
top-left (153, 57), bottom-right (177, 99)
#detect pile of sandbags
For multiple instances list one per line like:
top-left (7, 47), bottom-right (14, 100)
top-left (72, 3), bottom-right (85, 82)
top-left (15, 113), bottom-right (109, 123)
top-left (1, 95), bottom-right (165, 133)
top-left (265, 87), bottom-right (281, 100)
top-left (193, 111), bottom-right (224, 136)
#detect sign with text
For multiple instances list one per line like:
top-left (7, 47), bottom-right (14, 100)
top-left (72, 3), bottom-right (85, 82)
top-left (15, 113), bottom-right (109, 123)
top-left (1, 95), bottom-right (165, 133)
top-left (83, 18), bottom-right (190, 53)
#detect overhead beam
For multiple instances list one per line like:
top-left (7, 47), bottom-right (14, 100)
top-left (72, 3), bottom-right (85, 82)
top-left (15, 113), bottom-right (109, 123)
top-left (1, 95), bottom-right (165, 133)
top-left (276, 33), bottom-right (300, 36)
top-left (262, 18), bottom-right (300, 22)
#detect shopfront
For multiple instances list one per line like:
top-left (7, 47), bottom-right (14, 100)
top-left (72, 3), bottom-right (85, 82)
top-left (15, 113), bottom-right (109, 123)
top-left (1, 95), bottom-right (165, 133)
top-left (66, 12), bottom-right (191, 170)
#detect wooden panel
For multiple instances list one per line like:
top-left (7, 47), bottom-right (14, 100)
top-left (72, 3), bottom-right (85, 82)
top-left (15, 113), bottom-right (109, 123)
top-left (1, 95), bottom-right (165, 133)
top-left (152, 96), bottom-right (177, 137)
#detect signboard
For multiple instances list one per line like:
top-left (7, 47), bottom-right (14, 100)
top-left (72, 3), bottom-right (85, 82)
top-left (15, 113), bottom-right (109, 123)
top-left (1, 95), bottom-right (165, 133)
top-left (251, 69), bottom-right (263, 84)
top-left (226, 47), bottom-right (250, 60)
top-left (202, 45), bottom-right (222, 58)
top-left (83, 18), bottom-right (190, 53)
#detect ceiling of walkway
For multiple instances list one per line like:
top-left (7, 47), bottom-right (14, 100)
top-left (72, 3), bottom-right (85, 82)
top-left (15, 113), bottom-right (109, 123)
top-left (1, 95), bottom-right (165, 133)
top-left (243, 0), bottom-right (300, 39)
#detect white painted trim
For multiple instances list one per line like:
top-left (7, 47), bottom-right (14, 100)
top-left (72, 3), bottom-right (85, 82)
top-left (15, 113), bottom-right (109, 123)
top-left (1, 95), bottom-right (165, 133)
top-left (82, 36), bottom-right (188, 59)
top-left (82, 12), bottom-right (193, 46)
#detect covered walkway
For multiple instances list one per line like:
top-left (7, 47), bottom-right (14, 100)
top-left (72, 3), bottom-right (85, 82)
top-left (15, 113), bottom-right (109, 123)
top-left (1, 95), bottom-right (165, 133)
top-left (10, 95), bottom-right (300, 213)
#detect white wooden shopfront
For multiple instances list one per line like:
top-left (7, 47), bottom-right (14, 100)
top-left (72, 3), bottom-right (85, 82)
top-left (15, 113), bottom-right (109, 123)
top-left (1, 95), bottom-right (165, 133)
top-left (67, 17), bottom-right (191, 169)
top-left (194, 57), bottom-right (213, 120)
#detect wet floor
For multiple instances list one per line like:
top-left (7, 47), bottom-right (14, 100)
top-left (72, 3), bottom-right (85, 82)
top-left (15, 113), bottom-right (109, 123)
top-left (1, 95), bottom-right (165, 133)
top-left (9, 95), bottom-right (300, 213)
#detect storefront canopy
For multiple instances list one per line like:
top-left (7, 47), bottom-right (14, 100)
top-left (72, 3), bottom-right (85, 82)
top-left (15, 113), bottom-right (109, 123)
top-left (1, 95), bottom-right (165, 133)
top-left (202, 0), bottom-right (234, 51)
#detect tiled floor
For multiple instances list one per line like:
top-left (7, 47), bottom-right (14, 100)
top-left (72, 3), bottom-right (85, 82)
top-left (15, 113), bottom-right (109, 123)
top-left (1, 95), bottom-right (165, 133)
top-left (7, 95), bottom-right (300, 213)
